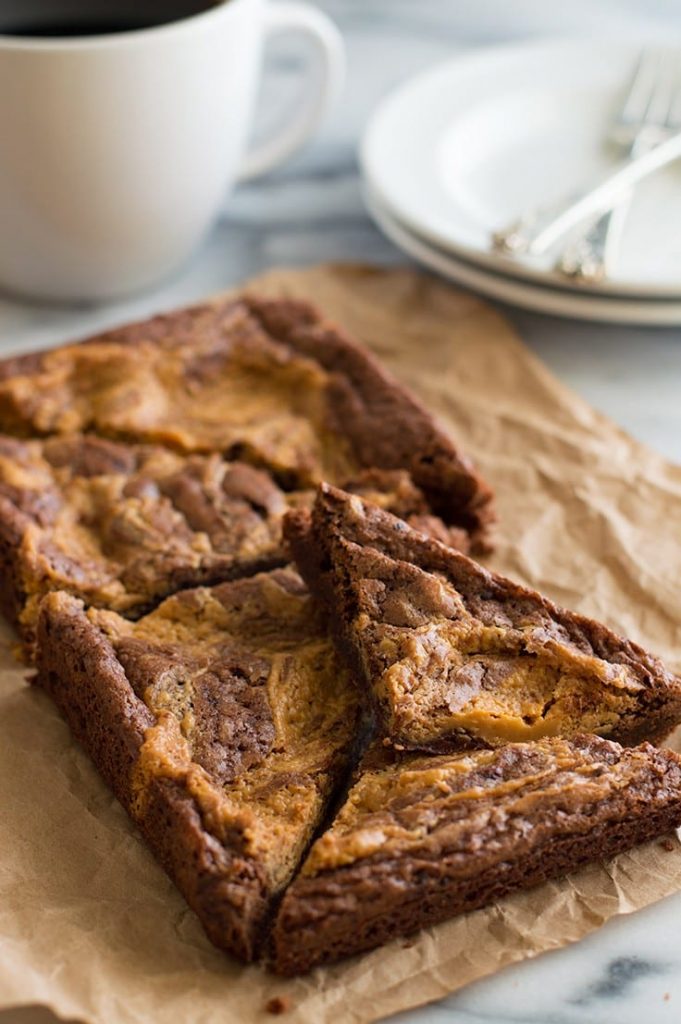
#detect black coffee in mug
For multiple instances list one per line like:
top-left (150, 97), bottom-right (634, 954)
top-left (0, 0), bottom-right (220, 37)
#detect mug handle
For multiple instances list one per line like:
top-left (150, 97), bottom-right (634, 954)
top-left (236, 1), bottom-right (345, 182)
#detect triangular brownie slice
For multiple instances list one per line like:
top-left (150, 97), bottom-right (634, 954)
top-left (0, 295), bottom-right (494, 552)
top-left (286, 485), bottom-right (681, 750)
top-left (274, 735), bottom-right (681, 973)
top-left (0, 433), bottom-right (290, 648)
top-left (35, 568), bottom-right (364, 962)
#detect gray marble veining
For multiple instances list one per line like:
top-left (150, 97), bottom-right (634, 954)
top-left (2, 3), bottom-right (681, 1023)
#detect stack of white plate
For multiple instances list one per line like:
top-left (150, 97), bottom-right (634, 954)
top-left (361, 39), bottom-right (681, 325)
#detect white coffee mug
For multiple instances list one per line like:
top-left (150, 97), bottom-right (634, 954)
top-left (0, 0), bottom-right (344, 302)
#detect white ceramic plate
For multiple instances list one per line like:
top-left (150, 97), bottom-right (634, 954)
top-left (361, 38), bottom-right (681, 298)
top-left (365, 184), bottom-right (681, 324)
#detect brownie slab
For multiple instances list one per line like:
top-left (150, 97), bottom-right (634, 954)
top-left (0, 433), bottom-right (291, 646)
top-left (0, 295), bottom-right (494, 551)
top-left (274, 735), bottom-right (681, 973)
top-left (35, 568), bottom-right (363, 962)
top-left (286, 485), bottom-right (681, 750)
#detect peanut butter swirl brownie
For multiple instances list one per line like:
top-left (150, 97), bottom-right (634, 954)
top-left (286, 485), bottom-right (681, 751)
top-left (0, 433), bottom-right (481, 653)
top-left (0, 296), bottom-right (494, 551)
top-left (274, 736), bottom-right (681, 973)
top-left (0, 433), bottom-right (290, 646)
top-left (35, 568), bottom-right (364, 962)
top-left (15, 294), bottom-right (681, 977)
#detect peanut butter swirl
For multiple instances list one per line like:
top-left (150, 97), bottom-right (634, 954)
top-left (0, 295), bottom-right (494, 550)
top-left (286, 484), bottom-right (681, 751)
top-left (87, 568), bottom-right (362, 887)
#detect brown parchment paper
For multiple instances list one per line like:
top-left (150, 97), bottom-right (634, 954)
top-left (3, 263), bottom-right (681, 1024)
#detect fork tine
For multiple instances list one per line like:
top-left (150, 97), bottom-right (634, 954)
top-left (620, 49), bottom-right (660, 124)
top-left (664, 53), bottom-right (681, 128)
top-left (645, 50), bottom-right (677, 125)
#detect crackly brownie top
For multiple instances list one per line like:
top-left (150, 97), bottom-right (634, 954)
top-left (85, 567), bottom-right (362, 886)
top-left (299, 736), bottom-right (681, 877)
top-left (0, 433), bottom-right (289, 628)
top-left (0, 295), bottom-right (494, 548)
top-left (289, 485), bottom-right (681, 750)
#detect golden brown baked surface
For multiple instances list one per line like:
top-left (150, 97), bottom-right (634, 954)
top-left (286, 485), bottom-right (681, 751)
top-left (274, 735), bottom-right (681, 973)
top-left (0, 296), bottom-right (494, 551)
top-left (36, 567), bottom-right (363, 961)
top-left (0, 433), bottom-right (291, 641)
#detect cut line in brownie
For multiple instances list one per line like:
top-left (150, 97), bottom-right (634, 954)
top-left (285, 485), bottom-right (681, 751)
top-left (274, 735), bottom-right (681, 973)
top-left (0, 294), bottom-right (494, 552)
top-left (0, 432), bottom-right (487, 654)
top-left (34, 567), bottom-right (364, 962)
top-left (0, 433), bottom-right (291, 647)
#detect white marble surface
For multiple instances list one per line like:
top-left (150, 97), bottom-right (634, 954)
top-left (4, 3), bottom-right (681, 1023)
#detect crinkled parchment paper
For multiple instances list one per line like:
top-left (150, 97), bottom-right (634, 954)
top-left (2, 264), bottom-right (681, 1024)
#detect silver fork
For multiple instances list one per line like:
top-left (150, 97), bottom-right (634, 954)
top-left (558, 50), bottom-right (681, 283)
top-left (492, 49), bottom-right (681, 262)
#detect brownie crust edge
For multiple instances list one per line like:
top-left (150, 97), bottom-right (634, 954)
top-left (34, 592), bottom-right (271, 962)
top-left (273, 737), bottom-right (681, 974)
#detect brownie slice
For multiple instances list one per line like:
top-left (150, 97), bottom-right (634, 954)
top-left (274, 735), bottom-right (681, 973)
top-left (35, 568), bottom-right (364, 962)
top-left (0, 433), bottom-right (291, 647)
top-left (286, 485), bottom-right (681, 750)
top-left (0, 295), bottom-right (494, 551)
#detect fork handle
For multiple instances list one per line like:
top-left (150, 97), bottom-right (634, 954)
top-left (492, 130), bottom-right (681, 257)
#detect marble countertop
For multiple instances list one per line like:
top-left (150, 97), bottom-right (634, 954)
top-left (3, 3), bottom-right (681, 1023)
